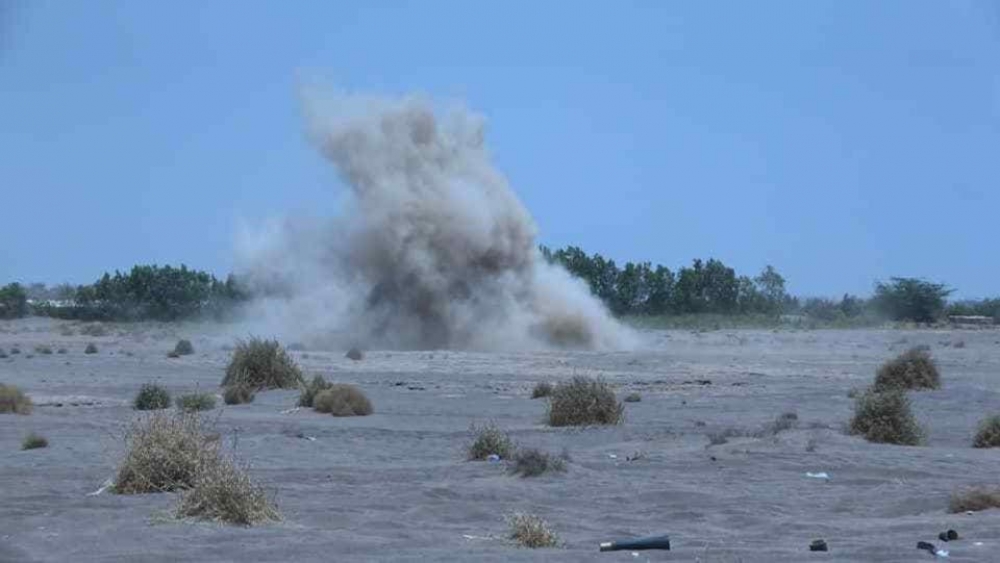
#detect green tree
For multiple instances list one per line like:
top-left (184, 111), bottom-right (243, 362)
top-left (754, 265), bottom-right (788, 315)
top-left (873, 277), bottom-right (952, 323)
top-left (0, 283), bottom-right (28, 319)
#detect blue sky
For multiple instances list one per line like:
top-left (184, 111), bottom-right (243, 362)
top-left (2, 1), bottom-right (998, 298)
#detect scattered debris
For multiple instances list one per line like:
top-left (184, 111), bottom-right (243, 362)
top-left (87, 478), bottom-right (113, 496)
top-left (805, 472), bottom-right (830, 480)
top-left (599, 534), bottom-right (671, 552)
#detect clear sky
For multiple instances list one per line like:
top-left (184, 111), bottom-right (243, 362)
top-left (2, 1), bottom-right (998, 298)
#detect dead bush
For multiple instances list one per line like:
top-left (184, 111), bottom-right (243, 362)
top-left (345, 347), bottom-right (364, 361)
top-left (34, 345), bottom-right (53, 355)
top-left (297, 375), bottom-right (333, 408)
top-left (623, 392), bottom-right (642, 403)
top-left (507, 512), bottom-right (559, 548)
top-left (313, 384), bottom-right (373, 417)
top-left (175, 454), bottom-right (279, 526)
top-left (0, 383), bottom-right (33, 414)
top-left (547, 376), bottom-right (623, 427)
top-left (222, 338), bottom-right (303, 390)
top-left (222, 385), bottom-right (255, 405)
top-left (973, 415), bottom-right (1000, 448)
top-left (531, 382), bottom-right (553, 399)
top-left (84, 343), bottom-right (98, 354)
top-left (873, 347), bottom-right (940, 391)
top-left (467, 422), bottom-right (514, 460)
top-left (848, 389), bottom-right (924, 445)
top-left (509, 448), bottom-right (567, 477)
top-left (948, 486), bottom-right (1000, 513)
top-left (113, 412), bottom-right (216, 494)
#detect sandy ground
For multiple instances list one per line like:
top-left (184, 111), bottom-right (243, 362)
top-left (2, 317), bottom-right (999, 562)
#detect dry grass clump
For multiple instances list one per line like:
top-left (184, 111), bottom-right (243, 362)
top-left (948, 486), bottom-right (1000, 513)
top-left (531, 382), bottom-right (553, 399)
top-left (113, 411), bottom-right (216, 494)
top-left (873, 347), bottom-right (940, 391)
top-left (175, 454), bottom-right (279, 526)
top-left (222, 338), bottom-right (303, 390)
top-left (10, 346), bottom-right (21, 354)
top-left (173, 339), bottom-right (194, 356)
top-left (763, 411), bottom-right (798, 435)
top-left (134, 383), bottom-right (171, 411)
top-left (84, 343), bottom-right (98, 354)
top-left (313, 384), bottom-right (373, 417)
top-left (547, 376), bottom-right (623, 427)
top-left (80, 323), bottom-right (107, 337)
top-left (297, 375), bottom-right (333, 408)
top-left (34, 345), bottom-right (53, 355)
top-left (345, 347), bottom-right (364, 361)
top-left (22, 433), bottom-right (48, 450)
top-left (507, 512), bottom-right (559, 548)
top-left (973, 415), bottom-right (1000, 448)
top-left (623, 392), bottom-right (642, 403)
top-left (467, 422), bottom-right (515, 460)
top-left (509, 448), bottom-right (567, 477)
top-left (176, 392), bottom-right (217, 412)
top-left (848, 389), bottom-right (924, 445)
top-left (0, 383), bottom-right (33, 415)
top-left (222, 385), bottom-right (255, 405)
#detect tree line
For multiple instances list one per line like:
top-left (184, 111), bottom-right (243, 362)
top-left (1, 251), bottom-right (997, 325)
top-left (1, 265), bottom-right (247, 322)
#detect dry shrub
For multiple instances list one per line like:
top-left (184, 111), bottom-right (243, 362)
top-left (531, 382), bottom-right (553, 399)
top-left (22, 433), bottom-right (48, 450)
top-left (84, 343), bottom-right (98, 354)
top-left (80, 323), bottom-right (107, 337)
top-left (623, 392), bottom-right (642, 403)
top-left (173, 339), bottom-right (194, 356)
top-left (547, 376), bottom-right (623, 427)
top-left (973, 415), bottom-right (1000, 448)
top-left (873, 347), bottom-right (940, 391)
top-left (0, 384), bottom-right (33, 415)
top-left (34, 345), bottom-right (53, 355)
top-left (949, 486), bottom-right (1000, 513)
top-left (507, 512), bottom-right (559, 548)
top-left (134, 383), bottom-right (171, 411)
top-left (313, 384), bottom-right (373, 417)
top-left (10, 346), bottom-right (20, 354)
top-left (175, 455), bottom-right (279, 526)
top-left (223, 385), bottom-right (255, 405)
top-left (297, 375), bottom-right (333, 408)
top-left (113, 412), bottom-right (216, 494)
top-left (467, 422), bottom-right (514, 460)
top-left (176, 392), bottom-right (217, 412)
top-left (510, 448), bottom-right (567, 477)
top-left (345, 347), bottom-right (364, 361)
top-left (848, 389), bottom-right (924, 445)
top-left (222, 338), bottom-right (303, 390)
top-left (763, 411), bottom-right (798, 435)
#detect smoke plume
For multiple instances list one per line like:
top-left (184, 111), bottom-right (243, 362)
top-left (235, 88), bottom-right (633, 351)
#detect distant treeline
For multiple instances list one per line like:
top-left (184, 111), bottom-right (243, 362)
top-left (0, 265), bottom-right (247, 322)
top-left (1, 251), bottom-right (998, 325)
top-left (541, 245), bottom-right (1000, 325)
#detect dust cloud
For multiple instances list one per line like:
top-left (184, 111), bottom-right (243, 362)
top-left (235, 88), bottom-right (634, 351)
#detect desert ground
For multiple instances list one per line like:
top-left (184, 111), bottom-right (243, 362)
top-left (2, 317), bottom-right (999, 562)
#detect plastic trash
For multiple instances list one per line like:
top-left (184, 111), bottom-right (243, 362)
top-left (805, 472), bottom-right (830, 480)
top-left (486, 454), bottom-right (501, 463)
top-left (599, 534), bottom-right (670, 552)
